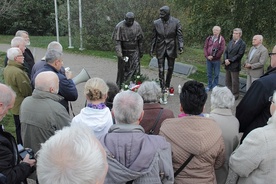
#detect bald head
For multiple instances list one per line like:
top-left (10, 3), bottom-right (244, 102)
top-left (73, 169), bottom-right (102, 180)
top-left (35, 71), bottom-right (59, 94)
top-left (0, 83), bottom-right (16, 121)
top-left (252, 35), bottom-right (263, 47)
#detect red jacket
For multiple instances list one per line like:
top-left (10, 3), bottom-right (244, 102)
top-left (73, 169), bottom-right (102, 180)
top-left (204, 35), bottom-right (225, 61)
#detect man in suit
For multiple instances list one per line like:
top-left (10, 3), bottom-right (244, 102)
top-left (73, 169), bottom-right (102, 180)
top-left (236, 45), bottom-right (276, 142)
top-left (244, 35), bottom-right (268, 90)
top-left (150, 6), bottom-right (184, 91)
top-left (223, 28), bottom-right (246, 100)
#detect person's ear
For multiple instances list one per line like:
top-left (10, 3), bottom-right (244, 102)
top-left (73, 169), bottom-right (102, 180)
top-left (138, 110), bottom-right (144, 123)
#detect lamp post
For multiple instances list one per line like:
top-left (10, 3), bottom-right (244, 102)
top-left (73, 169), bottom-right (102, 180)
top-left (78, 0), bottom-right (84, 50)
top-left (67, 0), bottom-right (74, 48)
top-left (54, 0), bottom-right (59, 42)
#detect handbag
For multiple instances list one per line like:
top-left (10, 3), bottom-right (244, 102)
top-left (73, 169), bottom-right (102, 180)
top-left (174, 154), bottom-right (194, 177)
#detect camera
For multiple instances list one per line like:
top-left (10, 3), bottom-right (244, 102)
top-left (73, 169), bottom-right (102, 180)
top-left (17, 144), bottom-right (35, 160)
top-left (212, 48), bottom-right (218, 57)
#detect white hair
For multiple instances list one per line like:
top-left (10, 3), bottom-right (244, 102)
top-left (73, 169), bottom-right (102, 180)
top-left (37, 123), bottom-right (107, 184)
top-left (0, 83), bottom-right (16, 107)
top-left (211, 86), bottom-right (235, 109)
top-left (45, 49), bottom-right (63, 64)
top-left (113, 91), bottom-right (143, 124)
top-left (47, 41), bottom-right (63, 53)
top-left (10, 37), bottom-right (25, 47)
top-left (137, 81), bottom-right (161, 103)
top-left (15, 30), bottom-right (28, 37)
top-left (7, 47), bottom-right (21, 61)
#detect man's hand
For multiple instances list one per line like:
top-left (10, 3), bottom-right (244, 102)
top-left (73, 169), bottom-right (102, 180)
top-left (244, 63), bottom-right (251, 69)
top-left (207, 56), bottom-right (213, 60)
top-left (225, 59), bottom-right (231, 66)
top-left (179, 47), bottom-right (183, 54)
top-left (22, 154), bottom-right (36, 167)
top-left (65, 70), bottom-right (73, 79)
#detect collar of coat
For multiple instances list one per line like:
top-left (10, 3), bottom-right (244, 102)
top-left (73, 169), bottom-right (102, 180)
top-left (108, 124), bottom-right (145, 133)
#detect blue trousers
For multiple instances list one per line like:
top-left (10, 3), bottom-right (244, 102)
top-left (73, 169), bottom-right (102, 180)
top-left (206, 60), bottom-right (220, 89)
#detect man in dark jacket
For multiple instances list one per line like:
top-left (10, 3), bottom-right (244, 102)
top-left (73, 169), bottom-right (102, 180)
top-left (32, 49), bottom-right (78, 112)
top-left (236, 45), bottom-right (276, 142)
top-left (150, 6), bottom-right (184, 90)
top-left (0, 83), bottom-right (36, 184)
top-left (223, 28), bottom-right (246, 100)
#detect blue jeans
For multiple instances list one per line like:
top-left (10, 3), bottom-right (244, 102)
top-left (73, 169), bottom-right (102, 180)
top-left (206, 60), bottom-right (220, 89)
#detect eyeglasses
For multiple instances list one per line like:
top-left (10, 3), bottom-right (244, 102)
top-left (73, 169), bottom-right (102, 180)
top-left (269, 96), bottom-right (275, 103)
top-left (269, 53), bottom-right (276, 57)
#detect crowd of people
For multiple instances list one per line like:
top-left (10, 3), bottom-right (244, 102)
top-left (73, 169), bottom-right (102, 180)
top-left (1, 5), bottom-right (276, 184)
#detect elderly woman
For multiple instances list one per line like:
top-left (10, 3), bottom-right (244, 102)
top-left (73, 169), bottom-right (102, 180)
top-left (72, 77), bottom-right (113, 138)
top-left (228, 92), bottom-right (276, 184)
top-left (210, 86), bottom-right (240, 184)
top-left (137, 81), bottom-right (174, 134)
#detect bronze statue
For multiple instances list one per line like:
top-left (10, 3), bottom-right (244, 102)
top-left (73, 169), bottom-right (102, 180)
top-left (150, 6), bottom-right (184, 90)
top-left (112, 12), bottom-right (144, 88)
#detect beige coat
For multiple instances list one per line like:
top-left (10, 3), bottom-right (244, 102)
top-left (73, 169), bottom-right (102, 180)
top-left (160, 116), bottom-right (225, 184)
top-left (245, 44), bottom-right (268, 78)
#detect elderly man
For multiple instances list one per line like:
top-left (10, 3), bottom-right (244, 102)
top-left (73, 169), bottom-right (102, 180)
top-left (151, 6), bottom-right (184, 91)
top-left (244, 35), bottom-right (268, 90)
top-left (204, 26), bottom-right (225, 91)
top-left (31, 41), bottom-right (64, 79)
top-left (113, 12), bottom-right (144, 89)
top-left (237, 45), bottom-right (276, 142)
top-left (0, 83), bottom-right (36, 184)
top-left (15, 30), bottom-right (35, 73)
top-left (20, 71), bottom-right (70, 154)
top-left (32, 49), bottom-right (78, 112)
top-left (99, 91), bottom-right (174, 183)
top-left (223, 28), bottom-right (246, 100)
top-left (3, 47), bottom-right (32, 145)
top-left (37, 123), bottom-right (108, 184)
top-left (4, 37), bottom-right (26, 66)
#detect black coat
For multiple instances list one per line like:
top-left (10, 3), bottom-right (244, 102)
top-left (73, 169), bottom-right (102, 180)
top-left (236, 68), bottom-right (276, 142)
top-left (0, 125), bottom-right (32, 184)
top-left (151, 16), bottom-right (184, 59)
top-left (223, 39), bottom-right (246, 72)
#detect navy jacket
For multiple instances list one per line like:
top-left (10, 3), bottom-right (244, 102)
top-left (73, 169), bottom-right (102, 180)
top-left (32, 64), bottom-right (78, 111)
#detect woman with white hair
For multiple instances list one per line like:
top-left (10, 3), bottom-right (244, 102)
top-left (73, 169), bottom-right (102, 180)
top-left (228, 91), bottom-right (276, 183)
top-left (72, 77), bottom-right (113, 138)
top-left (137, 81), bottom-right (174, 134)
top-left (209, 86), bottom-right (240, 184)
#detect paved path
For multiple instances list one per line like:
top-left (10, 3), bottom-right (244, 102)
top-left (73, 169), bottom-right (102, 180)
top-left (0, 44), bottom-right (241, 117)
